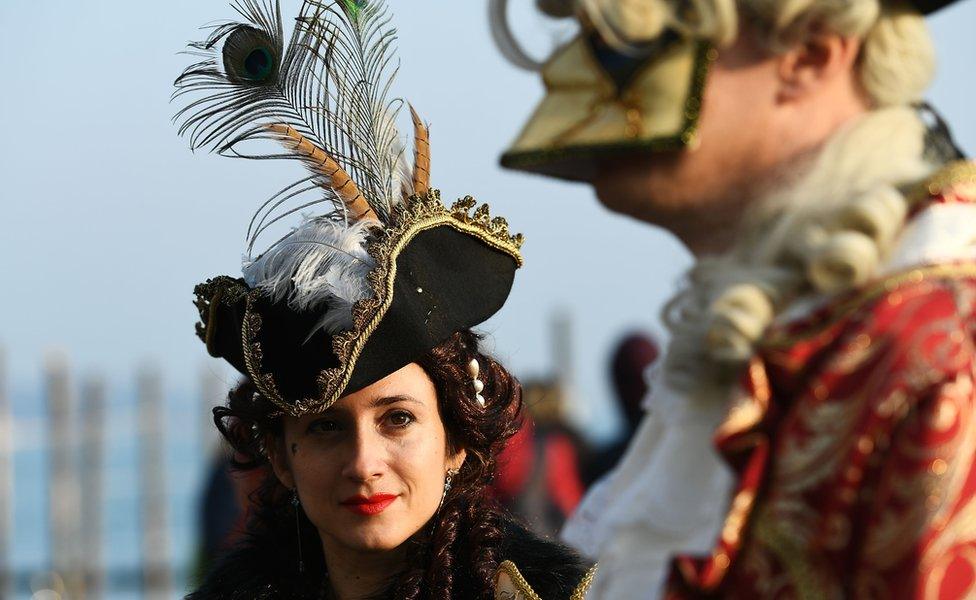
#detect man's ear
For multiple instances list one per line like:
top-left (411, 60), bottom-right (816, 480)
top-left (267, 434), bottom-right (296, 489)
top-left (776, 32), bottom-right (863, 103)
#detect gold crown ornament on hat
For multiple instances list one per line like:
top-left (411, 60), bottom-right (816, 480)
top-left (493, 0), bottom-right (966, 182)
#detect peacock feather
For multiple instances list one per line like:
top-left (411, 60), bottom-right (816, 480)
top-left (174, 0), bottom-right (430, 332)
top-left (174, 0), bottom-right (418, 251)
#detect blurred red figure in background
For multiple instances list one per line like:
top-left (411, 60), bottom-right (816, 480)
top-left (492, 380), bottom-right (586, 536)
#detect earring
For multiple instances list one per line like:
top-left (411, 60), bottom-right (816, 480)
top-left (467, 358), bottom-right (486, 407)
top-left (291, 488), bottom-right (305, 574)
top-left (439, 468), bottom-right (460, 511)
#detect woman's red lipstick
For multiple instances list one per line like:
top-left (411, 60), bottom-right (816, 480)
top-left (340, 493), bottom-right (397, 516)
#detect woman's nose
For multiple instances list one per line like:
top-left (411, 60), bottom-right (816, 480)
top-left (340, 426), bottom-right (386, 483)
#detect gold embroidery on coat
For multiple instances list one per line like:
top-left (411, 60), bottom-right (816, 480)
top-left (909, 160), bottom-right (976, 205)
top-left (494, 560), bottom-right (597, 600)
top-left (763, 265), bottom-right (976, 349)
top-left (494, 561), bottom-right (542, 600)
top-left (752, 511), bottom-right (839, 600)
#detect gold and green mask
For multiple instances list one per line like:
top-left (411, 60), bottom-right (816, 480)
top-left (500, 0), bottom-right (962, 182)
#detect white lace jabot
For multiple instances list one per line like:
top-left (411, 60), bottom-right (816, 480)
top-left (561, 366), bottom-right (735, 599)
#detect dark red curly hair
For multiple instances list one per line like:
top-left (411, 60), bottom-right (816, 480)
top-left (213, 330), bottom-right (523, 599)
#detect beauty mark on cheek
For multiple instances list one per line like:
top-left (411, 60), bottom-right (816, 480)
top-left (291, 443), bottom-right (298, 456)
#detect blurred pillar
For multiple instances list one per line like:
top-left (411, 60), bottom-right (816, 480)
top-left (80, 376), bottom-right (106, 599)
top-left (550, 310), bottom-right (573, 387)
top-left (138, 365), bottom-right (170, 599)
top-left (549, 310), bottom-right (587, 425)
top-left (45, 351), bottom-right (83, 597)
top-left (0, 347), bottom-right (11, 598)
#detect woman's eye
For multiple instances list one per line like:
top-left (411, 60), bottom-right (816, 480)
top-left (385, 410), bottom-right (414, 428)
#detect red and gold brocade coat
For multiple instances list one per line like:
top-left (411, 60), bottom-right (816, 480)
top-left (668, 162), bottom-right (976, 599)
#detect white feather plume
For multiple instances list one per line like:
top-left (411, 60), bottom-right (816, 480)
top-left (398, 143), bottom-right (415, 199)
top-left (243, 217), bottom-right (378, 334)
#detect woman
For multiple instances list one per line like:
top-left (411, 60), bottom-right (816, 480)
top-left (174, 1), bottom-right (594, 598)
top-left (194, 333), bottom-right (593, 599)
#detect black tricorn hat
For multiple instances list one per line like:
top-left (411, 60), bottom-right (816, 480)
top-left (175, 2), bottom-right (525, 417)
top-left (193, 194), bottom-right (523, 417)
top-left (912, 0), bottom-right (963, 13)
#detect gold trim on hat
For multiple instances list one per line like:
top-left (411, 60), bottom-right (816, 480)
top-left (242, 190), bottom-right (524, 417)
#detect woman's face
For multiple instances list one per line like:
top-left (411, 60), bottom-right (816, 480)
top-left (271, 363), bottom-right (465, 553)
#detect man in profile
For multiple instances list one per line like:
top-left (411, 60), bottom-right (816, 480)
top-left (494, 0), bottom-right (976, 597)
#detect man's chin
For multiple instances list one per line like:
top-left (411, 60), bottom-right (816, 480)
top-left (592, 161), bottom-right (683, 222)
top-left (593, 178), bottom-right (642, 217)
top-left (592, 180), bottom-right (671, 225)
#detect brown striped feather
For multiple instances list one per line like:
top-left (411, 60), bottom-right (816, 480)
top-left (267, 123), bottom-right (377, 222)
top-left (409, 104), bottom-right (431, 197)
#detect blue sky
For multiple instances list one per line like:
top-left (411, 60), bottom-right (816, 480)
top-left (1, 0), bottom-right (974, 442)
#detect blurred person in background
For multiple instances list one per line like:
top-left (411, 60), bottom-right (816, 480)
top-left (582, 332), bottom-right (660, 486)
top-left (173, 1), bottom-right (594, 598)
top-left (194, 453), bottom-right (241, 579)
top-left (193, 448), bottom-right (267, 582)
top-left (492, 379), bottom-right (587, 536)
top-left (495, 0), bottom-right (976, 597)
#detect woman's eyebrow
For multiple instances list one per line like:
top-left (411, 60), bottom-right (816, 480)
top-left (369, 395), bottom-right (421, 408)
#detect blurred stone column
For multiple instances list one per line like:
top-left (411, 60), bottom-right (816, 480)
top-left (45, 351), bottom-right (83, 598)
top-left (550, 310), bottom-right (585, 424)
top-left (0, 346), bottom-right (11, 598)
top-left (138, 365), bottom-right (170, 600)
top-left (550, 310), bottom-right (573, 386)
top-left (80, 376), bottom-right (106, 599)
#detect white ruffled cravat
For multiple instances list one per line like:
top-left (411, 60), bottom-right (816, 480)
top-left (561, 367), bottom-right (735, 599)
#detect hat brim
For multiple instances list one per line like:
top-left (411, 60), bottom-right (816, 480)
top-left (194, 193), bottom-right (523, 416)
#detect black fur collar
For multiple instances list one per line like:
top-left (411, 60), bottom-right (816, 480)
top-left (188, 516), bottom-right (589, 599)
